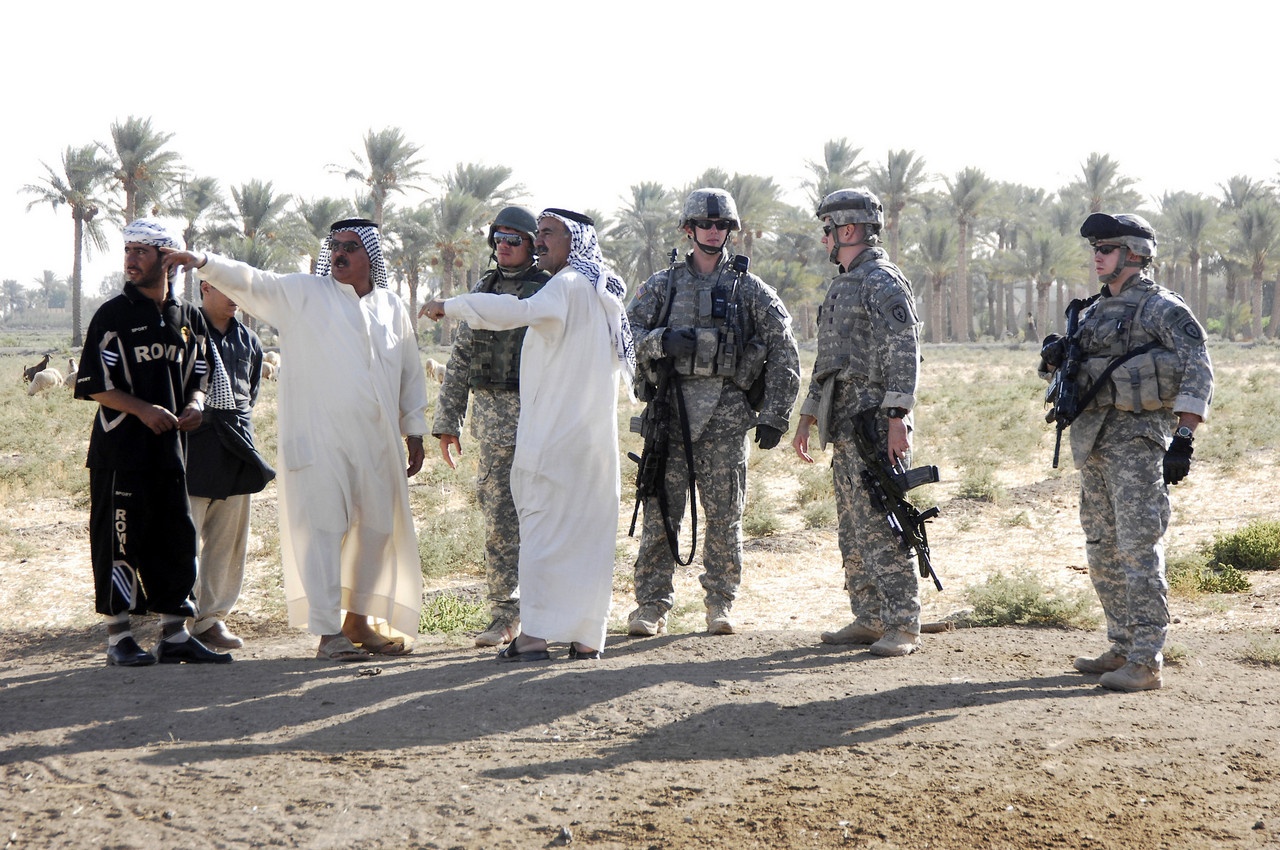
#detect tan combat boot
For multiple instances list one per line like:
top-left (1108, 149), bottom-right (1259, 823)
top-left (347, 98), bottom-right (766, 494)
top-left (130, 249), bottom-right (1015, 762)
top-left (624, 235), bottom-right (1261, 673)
top-left (627, 605), bottom-right (668, 637)
top-left (1072, 649), bottom-right (1127, 674)
top-left (869, 628), bottom-right (919, 657)
top-left (820, 621), bottom-right (885, 645)
top-left (1099, 661), bottom-right (1163, 692)
top-left (706, 602), bottom-right (735, 635)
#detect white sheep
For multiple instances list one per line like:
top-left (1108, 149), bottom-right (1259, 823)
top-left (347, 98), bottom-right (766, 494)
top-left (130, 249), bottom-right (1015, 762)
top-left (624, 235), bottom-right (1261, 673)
top-left (263, 351), bottom-right (281, 368)
top-left (425, 357), bottom-right (447, 384)
top-left (27, 368), bottom-right (65, 396)
top-left (262, 360), bottom-right (279, 381)
top-left (65, 358), bottom-right (78, 386)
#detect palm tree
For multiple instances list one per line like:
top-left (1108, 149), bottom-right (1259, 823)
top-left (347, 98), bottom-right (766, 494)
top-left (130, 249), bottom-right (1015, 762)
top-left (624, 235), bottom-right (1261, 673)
top-left (103, 115), bottom-right (182, 223)
top-left (174, 176), bottom-right (227, 300)
top-left (1072, 152), bottom-right (1140, 214)
top-left (442, 162), bottom-right (521, 207)
top-left (803, 138), bottom-right (865, 207)
top-left (944, 167), bottom-right (994, 341)
top-left (385, 203), bottom-right (436, 332)
top-left (339, 127), bottom-right (426, 228)
top-left (1159, 192), bottom-right (1216, 317)
top-left (431, 189), bottom-right (486, 342)
top-left (724, 173), bottom-right (783, 258)
top-left (23, 144), bottom-right (114, 346)
top-left (609, 182), bottom-right (677, 286)
top-left (1231, 199), bottom-right (1280, 338)
top-left (868, 149), bottom-right (928, 264)
top-left (1218, 174), bottom-right (1271, 211)
top-left (913, 222), bottom-right (956, 344)
top-left (3, 279), bottom-right (28, 317)
top-left (229, 179), bottom-right (292, 239)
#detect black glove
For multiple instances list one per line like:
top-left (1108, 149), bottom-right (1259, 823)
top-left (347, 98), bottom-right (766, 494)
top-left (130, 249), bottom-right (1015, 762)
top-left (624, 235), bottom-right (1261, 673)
top-left (662, 328), bottom-right (697, 358)
top-left (754, 424), bottom-right (783, 450)
top-left (1163, 435), bottom-right (1194, 485)
top-left (1039, 333), bottom-right (1066, 372)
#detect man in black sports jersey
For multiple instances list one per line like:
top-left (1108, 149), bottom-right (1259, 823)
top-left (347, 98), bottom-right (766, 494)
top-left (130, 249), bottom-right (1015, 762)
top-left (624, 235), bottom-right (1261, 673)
top-left (75, 219), bottom-right (232, 666)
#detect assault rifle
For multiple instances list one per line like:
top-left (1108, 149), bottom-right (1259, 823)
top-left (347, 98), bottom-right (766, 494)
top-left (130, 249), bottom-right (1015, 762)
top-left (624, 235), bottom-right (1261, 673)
top-left (627, 249), bottom-right (697, 565)
top-left (1043, 298), bottom-right (1087, 469)
top-left (851, 408), bottom-right (943, 591)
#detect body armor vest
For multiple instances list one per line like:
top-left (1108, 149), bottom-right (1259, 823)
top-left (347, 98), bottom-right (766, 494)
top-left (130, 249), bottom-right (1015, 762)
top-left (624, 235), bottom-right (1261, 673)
top-left (663, 260), bottom-right (753, 379)
top-left (812, 252), bottom-right (910, 386)
top-left (1076, 280), bottom-right (1181, 411)
top-left (468, 267), bottom-right (550, 390)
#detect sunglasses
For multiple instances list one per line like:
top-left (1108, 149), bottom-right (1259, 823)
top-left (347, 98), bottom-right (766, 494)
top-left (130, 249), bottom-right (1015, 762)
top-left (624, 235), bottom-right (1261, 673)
top-left (1093, 244), bottom-right (1120, 256)
top-left (692, 219), bottom-right (731, 231)
top-left (822, 223), bottom-right (837, 236)
top-left (492, 232), bottom-right (526, 246)
top-left (328, 238), bottom-right (363, 255)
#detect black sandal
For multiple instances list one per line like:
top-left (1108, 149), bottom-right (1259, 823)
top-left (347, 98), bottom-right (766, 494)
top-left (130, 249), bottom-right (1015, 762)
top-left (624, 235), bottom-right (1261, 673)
top-left (568, 643), bottom-right (601, 660)
top-left (495, 639), bottom-right (550, 663)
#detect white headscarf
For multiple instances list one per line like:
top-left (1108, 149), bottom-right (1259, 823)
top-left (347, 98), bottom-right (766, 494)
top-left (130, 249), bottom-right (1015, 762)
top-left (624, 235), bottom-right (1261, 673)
top-left (314, 218), bottom-right (389, 289)
top-left (123, 218), bottom-right (182, 250)
top-left (539, 209), bottom-right (636, 390)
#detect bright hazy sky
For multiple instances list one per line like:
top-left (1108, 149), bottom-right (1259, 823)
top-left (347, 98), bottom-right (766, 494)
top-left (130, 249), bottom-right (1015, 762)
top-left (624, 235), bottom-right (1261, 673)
top-left (5, 0), bottom-right (1276, 292)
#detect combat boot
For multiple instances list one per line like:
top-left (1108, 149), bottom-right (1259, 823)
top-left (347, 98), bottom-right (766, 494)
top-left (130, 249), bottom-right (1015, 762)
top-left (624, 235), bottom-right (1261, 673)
top-left (705, 602), bottom-right (735, 635)
top-left (1099, 661), bottom-right (1163, 692)
top-left (475, 616), bottom-right (520, 647)
top-left (1072, 649), bottom-right (1126, 674)
top-left (868, 628), bottom-right (919, 657)
top-left (820, 620), bottom-right (884, 645)
top-left (627, 604), bottom-right (667, 637)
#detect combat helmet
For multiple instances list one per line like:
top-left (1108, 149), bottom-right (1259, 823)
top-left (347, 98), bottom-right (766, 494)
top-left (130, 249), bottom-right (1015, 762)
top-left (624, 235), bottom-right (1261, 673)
top-left (1079, 212), bottom-right (1157, 258)
top-left (680, 188), bottom-right (740, 231)
top-left (1080, 212), bottom-right (1156, 284)
top-left (816, 188), bottom-right (884, 262)
top-left (487, 205), bottom-right (539, 251)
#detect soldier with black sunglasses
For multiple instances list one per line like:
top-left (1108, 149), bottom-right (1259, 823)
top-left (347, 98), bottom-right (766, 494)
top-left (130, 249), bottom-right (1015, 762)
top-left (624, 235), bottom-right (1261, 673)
top-left (624, 187), bottom-right (799, 639)
top-left (1039, 212), bottom-right (1214, 691)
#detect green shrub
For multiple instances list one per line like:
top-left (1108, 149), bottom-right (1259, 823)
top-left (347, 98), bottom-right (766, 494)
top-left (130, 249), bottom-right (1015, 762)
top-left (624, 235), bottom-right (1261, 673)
top-left (803, 499), bottom-right (837, 529)
top-left (1241, 637), bottom-right (1280, 667)
top-left (956, 465), bottom-right (1003, 503)
top-left (1205, 521), bottom-right (1280, 571)
top-left (419, 592), bottom-right (486, 634)
top-left (962, 569), bottom-right (1098, 629)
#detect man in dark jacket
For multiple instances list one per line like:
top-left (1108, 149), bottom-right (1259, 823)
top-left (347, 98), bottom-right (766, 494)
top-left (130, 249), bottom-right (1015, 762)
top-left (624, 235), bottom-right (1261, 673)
top-left (186, 280), bottom-right (276, 649)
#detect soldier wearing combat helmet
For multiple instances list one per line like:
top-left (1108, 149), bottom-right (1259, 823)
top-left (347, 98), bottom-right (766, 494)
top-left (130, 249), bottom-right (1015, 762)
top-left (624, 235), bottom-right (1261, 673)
top-left (428, 205), bottom-right (551, 647)
top-left (792, 188), bottom-right (928, 658)
top-left (1039, 212), bottom-right (1214, 691)
top-left (625, 187), bottom-right (800, 638)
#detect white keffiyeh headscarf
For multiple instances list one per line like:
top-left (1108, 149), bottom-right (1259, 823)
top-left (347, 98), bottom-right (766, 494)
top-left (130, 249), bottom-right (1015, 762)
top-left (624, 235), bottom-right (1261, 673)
top-left (123, 218), bottom-right (182, 250)
top-left (539, 209), bottom-right (636, 390)
top-left (314, 217), bottom-right (389, 289)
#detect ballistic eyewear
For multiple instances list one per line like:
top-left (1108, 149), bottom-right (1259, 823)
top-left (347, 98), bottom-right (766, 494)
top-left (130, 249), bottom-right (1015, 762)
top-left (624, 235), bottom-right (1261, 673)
top-left (692, 219), bottom-right (732, 231)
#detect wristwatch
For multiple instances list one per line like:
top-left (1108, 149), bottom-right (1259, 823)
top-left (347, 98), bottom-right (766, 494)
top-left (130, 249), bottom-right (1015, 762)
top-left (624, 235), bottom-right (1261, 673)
top-left (1173, 425), bottom-right (1194, 440)
top-left (885, 407), bottom-right (908, 419)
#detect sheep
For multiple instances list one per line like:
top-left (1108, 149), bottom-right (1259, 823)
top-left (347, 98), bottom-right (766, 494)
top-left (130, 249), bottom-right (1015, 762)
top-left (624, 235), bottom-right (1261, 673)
top-left (65, 357), bottom-right (78, 387)
top-left (263, 351), bottom-right (281, 368)
top-left (261, 360), bottom-right (279, 381)
top-left (27, 368), bottom-right (64, 396)
top-left (22, 354), bottom-right (50, 384)
top-left (425, 357), bottom-right (447, 384)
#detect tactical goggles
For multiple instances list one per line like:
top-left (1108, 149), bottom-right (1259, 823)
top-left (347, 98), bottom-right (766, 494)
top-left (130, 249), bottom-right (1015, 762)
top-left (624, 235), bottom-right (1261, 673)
top-left (492, 232), bottom-right (527, 246)
top-left (692, 219), bottom-right (732, 231)
top-left (328, 238), bottom-right (364, 255)
top-left (1092, 244), bottom-right (1121, 256)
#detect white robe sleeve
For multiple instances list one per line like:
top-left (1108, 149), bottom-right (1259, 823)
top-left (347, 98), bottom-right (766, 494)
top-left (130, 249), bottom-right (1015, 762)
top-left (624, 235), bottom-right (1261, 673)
top-left (444, 278), bottom-right (568, 338)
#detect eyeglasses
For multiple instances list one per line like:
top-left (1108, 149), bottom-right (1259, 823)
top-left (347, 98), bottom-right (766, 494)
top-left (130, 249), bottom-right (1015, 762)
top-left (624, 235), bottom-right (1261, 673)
top-left (328, 238), bottom-right (363, 255)
top-left (822, 223), bottom-right (836, 236)
top-left (492, 232), bottom-right (526, 246)
top-left (692, 219), bottom-right (732, 231)
top-left (1093, 244), bottom-right (1120, 256)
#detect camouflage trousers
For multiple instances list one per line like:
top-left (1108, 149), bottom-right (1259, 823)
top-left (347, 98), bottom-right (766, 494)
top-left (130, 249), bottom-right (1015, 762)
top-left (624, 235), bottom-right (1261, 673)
top-left (1079, 434), bottom-right (1170, 668)
top-left (476, 441), bottom-right (520, 621)
top-left (832, 438), bottom-right (921, 633)
top-left (632, 431), bottom-right (747, 612)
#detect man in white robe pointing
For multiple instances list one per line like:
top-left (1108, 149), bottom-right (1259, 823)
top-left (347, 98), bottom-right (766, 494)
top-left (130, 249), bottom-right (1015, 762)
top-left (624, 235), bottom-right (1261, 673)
top-left (423, 208), bottom-right (633, 661)
top-left (165, 219), bottom-right (428, 662)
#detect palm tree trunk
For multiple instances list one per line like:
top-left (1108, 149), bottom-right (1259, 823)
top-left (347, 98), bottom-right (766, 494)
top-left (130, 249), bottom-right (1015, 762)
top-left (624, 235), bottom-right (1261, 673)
top-left (71, 215), bottom-right (85, 348)
top-left (1251, 266), bottom-right (1264, 339)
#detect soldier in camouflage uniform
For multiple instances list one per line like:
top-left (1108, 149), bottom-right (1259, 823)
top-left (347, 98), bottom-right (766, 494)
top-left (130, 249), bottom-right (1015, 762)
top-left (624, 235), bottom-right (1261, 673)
top-left (627, 188), bottom-right (800, 637)
top-left (430, 207), bottom-right (551, 647)
top-left (792, 189), bottom-right (925, 658)
top-left (1040, 213), bottom-right (1213, 691)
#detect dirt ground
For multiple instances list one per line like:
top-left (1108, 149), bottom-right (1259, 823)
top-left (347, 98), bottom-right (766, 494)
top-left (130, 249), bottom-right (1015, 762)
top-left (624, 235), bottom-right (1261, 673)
top-left (4, 341), bottom-right (1280, 850)
top-left (3, 470), bottom-right (1280, 850)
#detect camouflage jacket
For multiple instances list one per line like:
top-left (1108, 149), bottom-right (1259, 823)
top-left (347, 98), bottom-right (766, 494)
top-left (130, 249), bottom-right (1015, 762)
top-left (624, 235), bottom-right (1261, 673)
top-left (799, 248), bottom-right (920, 442)
top-left (628, 252), bottom-right (799, 441)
